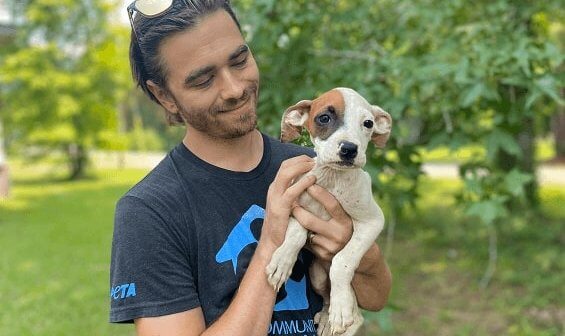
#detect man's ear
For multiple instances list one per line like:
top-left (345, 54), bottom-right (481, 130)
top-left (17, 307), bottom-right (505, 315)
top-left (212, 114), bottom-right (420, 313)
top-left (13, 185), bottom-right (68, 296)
top-left (146, 80), bottom-right (179, 114)
top-left (280, 100), bottom-right (312, 142)
top-left (371, 105), bottom-right (392, 148)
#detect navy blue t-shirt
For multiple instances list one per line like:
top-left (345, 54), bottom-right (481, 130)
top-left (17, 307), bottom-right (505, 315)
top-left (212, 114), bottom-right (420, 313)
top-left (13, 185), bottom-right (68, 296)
top-left (109, 133), bottom-right (322, 335)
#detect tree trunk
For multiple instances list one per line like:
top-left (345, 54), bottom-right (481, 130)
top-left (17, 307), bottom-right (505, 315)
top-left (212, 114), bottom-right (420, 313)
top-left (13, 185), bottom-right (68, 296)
top-left (551, 90), bottom-right (565, 160)
top-left (495, 87), bottom-right (538, 207)
top-left (67, 143), bottom-right (88, 180)
top-left (518, 116), bottom-right (538, 206)
top-left (0, 120), bottom-right (9, 198)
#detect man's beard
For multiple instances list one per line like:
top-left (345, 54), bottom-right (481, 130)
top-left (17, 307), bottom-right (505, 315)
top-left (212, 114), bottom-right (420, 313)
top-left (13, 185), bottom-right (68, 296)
top-left (175, 84), bottom-right (258, 139)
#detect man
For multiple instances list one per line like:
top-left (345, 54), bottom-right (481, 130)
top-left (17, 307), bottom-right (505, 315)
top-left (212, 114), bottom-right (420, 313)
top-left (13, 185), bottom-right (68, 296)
top-left (110, 1), bottom-right (392, 335)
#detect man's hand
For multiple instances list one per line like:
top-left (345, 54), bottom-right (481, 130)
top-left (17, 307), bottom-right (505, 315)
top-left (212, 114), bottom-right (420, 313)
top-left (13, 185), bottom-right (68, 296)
top-left (292, 184), bottom-right (353, 261)
top-left (260, 155), bottom-right (316, 251)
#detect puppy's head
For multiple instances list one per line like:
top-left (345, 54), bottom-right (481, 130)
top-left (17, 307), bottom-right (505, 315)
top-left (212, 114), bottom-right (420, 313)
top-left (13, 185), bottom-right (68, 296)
top-left (281, 88), bottom-right (392, 169)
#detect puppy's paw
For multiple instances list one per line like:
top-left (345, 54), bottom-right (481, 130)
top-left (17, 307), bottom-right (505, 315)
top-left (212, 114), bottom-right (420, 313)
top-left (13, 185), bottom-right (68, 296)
top-left (266, 248), bottom-right (296, 292)
top-left (315, 305), bottom-right (331, 336)
top-left (338, 311), bottom-right (363, 336)
top-left (328, 293), bottom-right (356, 335)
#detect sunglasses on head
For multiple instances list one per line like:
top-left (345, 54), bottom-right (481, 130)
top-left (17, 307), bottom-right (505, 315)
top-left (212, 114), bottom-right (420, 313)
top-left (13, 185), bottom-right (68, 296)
top-left (127, 0), bottom-right (190, 42)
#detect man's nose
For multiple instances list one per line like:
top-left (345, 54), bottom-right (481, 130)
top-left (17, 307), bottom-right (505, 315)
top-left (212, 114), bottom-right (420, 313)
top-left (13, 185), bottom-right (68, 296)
top-left (339, 141), bottom-right (358, 161)
top-left (219, 69), bottom-right (245, 101)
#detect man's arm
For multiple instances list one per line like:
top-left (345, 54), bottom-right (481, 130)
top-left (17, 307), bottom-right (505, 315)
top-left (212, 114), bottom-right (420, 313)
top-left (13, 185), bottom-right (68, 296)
top-left (136, 242), bottom-right (279, 336)
top-left (351, 243), bottom-right (392, 311)
top-left (135, 155), bottom-right (316, 336)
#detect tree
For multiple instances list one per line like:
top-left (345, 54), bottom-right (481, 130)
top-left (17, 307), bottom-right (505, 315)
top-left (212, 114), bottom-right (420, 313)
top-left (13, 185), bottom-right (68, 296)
top-left (0, 12), bottom-right (17, 196)
top-left (0, 0), bottom-right (131, 179)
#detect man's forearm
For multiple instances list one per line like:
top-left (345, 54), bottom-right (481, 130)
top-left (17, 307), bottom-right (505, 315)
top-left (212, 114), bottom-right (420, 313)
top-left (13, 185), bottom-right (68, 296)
top-left (352, 243), bottom-right (392, 311)
top-left (203, 241), bottom-right (277, 336)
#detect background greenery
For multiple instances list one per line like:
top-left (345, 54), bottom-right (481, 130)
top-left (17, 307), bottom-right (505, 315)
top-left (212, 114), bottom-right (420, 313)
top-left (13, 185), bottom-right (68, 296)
top-left (0, 0), bottom-right (563, 335)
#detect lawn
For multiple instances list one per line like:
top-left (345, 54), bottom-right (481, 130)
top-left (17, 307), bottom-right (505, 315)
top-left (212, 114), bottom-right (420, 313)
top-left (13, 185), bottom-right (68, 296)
top-left (0, 166), bottom-right (143, 336)
top-left (1, 163), bottom-right (563, 335)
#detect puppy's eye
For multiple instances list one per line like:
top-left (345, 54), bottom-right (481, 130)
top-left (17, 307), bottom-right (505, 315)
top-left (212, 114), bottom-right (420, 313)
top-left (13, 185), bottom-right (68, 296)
top-left (363, 120), bottom-right (374, 129)
top-left (317, 114), bottom-right (331, 125)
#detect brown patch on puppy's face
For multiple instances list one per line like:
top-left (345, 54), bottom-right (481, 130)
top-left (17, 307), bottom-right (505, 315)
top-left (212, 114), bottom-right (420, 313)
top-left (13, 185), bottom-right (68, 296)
top-left (306, 89), bottom-right (346, 140)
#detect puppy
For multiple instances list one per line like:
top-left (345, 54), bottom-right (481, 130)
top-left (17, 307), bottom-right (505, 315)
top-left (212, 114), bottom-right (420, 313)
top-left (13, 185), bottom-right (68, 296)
top-left (266, 88), bottom-right (392, 336)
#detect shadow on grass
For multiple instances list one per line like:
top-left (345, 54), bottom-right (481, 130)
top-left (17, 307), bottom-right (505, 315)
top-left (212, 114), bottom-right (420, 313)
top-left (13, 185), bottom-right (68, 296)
top-left (12, 174), bottom-right (98, 186)
top-left (1, 168), bottom-right (147, 218)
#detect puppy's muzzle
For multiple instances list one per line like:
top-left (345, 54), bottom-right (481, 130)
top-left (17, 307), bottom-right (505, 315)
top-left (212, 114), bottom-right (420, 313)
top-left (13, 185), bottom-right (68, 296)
top-left (339, 141), bottom-right (358, 163)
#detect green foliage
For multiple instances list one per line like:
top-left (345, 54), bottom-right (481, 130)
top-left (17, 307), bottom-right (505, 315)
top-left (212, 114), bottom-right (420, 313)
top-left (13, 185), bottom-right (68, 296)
top-left (0, 0), bottom-right (131, 179)
top-left (235, 0), bottom-right (564, 224)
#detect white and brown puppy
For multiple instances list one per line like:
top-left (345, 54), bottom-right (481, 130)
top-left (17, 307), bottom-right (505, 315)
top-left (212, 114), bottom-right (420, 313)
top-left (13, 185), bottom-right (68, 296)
top-left (266, 88), bottom-right (392, 336)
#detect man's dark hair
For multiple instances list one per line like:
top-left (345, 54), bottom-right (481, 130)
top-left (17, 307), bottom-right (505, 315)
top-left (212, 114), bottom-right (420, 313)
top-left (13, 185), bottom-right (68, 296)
top-left (129, 0), bottom-right (241, 125)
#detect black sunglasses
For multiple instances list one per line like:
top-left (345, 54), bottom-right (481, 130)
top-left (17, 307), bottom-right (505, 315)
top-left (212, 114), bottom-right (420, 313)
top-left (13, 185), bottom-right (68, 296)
top-left (127, 0), bottom-right (190, 42)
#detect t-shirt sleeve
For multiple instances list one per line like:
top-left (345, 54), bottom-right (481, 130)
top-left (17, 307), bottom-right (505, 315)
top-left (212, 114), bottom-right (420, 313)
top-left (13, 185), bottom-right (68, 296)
top-left (109, 195), bottom-right (200, 323)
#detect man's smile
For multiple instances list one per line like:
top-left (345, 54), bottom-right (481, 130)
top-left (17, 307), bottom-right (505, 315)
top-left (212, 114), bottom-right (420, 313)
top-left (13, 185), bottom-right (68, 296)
top-left (219, 97), bottom-right (250, 113)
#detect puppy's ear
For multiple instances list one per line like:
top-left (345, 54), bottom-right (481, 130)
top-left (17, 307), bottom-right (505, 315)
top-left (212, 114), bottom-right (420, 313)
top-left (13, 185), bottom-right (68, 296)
top-left (371, 105), bottom-right (392, 148)
top-left (280, 100), bottom-right (312, 142)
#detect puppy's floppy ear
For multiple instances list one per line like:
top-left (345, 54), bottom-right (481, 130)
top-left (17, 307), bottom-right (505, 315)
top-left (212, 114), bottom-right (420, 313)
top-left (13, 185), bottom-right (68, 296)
top-left (371, 105), bottom-right (392, 148)
top-left (280, 100), bottom-right (312, 142)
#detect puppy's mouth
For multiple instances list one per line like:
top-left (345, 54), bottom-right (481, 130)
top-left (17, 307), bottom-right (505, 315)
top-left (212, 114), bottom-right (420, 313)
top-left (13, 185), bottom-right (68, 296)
top-left (324, 161), bottom-right (359, 169)
top-left (337, 160), bottom-right (355, 167)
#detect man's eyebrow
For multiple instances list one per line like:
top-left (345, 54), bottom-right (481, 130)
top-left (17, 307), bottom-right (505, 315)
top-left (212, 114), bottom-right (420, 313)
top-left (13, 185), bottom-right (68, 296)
top-left (229, 44), bottom-right (249, 61)
top-left (185, 65), bottom-right (215, 85)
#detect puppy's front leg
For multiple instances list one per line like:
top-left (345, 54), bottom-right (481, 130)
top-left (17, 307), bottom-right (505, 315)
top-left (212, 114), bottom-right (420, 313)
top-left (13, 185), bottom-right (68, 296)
top-left (266, 217), bottom-right (308, 291)
top-left (328, 216), bottom-right (383, 335)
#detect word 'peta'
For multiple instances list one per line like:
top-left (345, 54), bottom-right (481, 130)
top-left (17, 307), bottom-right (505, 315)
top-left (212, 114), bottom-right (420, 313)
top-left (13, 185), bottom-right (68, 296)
top-left (110, 283), bottom-right (136, 300)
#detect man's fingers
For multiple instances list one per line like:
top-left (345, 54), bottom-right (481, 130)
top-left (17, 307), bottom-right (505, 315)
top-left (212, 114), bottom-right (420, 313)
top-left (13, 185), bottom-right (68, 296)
top-left (272, 157), bottom-right (315, 192)
top-left (292, 205), bottom-right (325, 233)
top-left (306, 184), bottom-right (350, 223)
top-left (308, 238), bottom-right (334, 262)
top-left (278, 155), bottom-right (314, 175)
top-left (284, 175), bottom-right (316, 202)
top-left (282, 155), bottom-right (314, 166)
top-left (293, 204), bottom-right (349, 238)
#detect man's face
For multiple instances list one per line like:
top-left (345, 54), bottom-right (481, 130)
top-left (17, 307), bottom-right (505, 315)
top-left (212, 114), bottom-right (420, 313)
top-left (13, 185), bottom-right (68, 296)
top-left (157, 10), bottom-right (260, 139)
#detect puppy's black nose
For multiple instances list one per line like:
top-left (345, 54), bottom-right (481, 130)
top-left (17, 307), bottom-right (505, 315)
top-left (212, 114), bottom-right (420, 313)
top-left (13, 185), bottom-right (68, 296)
top-left (339, 141), bottom-right (358, 161)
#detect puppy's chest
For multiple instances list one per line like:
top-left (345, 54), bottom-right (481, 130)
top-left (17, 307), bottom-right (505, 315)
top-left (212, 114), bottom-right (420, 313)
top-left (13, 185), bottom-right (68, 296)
top-left (300, 169), bottom-right (369, 220)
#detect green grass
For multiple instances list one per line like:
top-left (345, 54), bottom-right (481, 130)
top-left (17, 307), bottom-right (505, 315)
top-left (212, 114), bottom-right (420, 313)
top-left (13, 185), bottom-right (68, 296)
top-left (0, 165), bottom-right (144, 336)
top-left (1, 162), bottom-right (564, 335)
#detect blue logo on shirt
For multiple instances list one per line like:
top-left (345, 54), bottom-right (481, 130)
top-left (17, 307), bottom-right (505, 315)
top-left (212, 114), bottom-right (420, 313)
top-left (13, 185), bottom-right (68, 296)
top-left (215, 204), bottom-right (309, 312)
top-left (216, 204), bottom-right (264, 273)
top-left (110, 282), bottom-right (136, 300)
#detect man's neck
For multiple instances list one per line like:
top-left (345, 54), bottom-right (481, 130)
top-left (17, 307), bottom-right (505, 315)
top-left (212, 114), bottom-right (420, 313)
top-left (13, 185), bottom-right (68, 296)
top-left (182, 128), bottom-right (264, 172)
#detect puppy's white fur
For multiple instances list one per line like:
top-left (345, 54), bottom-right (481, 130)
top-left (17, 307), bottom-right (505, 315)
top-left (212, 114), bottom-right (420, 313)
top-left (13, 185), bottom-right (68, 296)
top-left (267, 88), bottom-right (392, 336)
